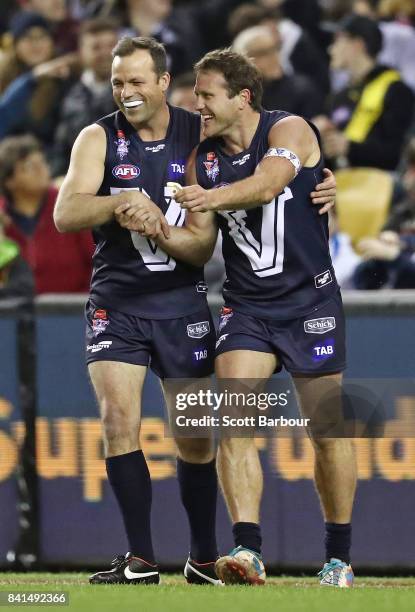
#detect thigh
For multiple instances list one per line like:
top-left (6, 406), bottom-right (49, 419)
top-left (150, 306), bottom-right (216, 379)
top-left (215, 349), bottom-right (277, 379)
top-left (88, 360), bottom-right (147, 428)
top-left (215, 351), bottom-right (276, 429)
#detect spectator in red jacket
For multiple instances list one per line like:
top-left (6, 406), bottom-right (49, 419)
top-left (0, 134), bottom-right (94, 294)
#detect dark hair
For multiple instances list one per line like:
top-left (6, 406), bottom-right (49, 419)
top-left (0, 135), bottom-right (41, 197)
top-left (79, 17), bottom-right (119, 39)
top-left (112, 36), bottom-right (167, 78)
top-left (228, 4), bottom-right (279, 39)
top-left (194, 48), bottom-right (263, 112)
top-left (340, 14), bottom-right (383, 57)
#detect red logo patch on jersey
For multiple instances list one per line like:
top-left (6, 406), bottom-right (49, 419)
top-left (94, 309), bottom-right (107, 320)
top-left (112, 164), bottom-right (140, 180)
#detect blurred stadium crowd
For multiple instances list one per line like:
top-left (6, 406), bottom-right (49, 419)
top-left (0, 0), bottom-right (415, 299)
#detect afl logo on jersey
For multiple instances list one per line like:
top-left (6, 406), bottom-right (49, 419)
top-left (112, 164), bottom-right (140, 180)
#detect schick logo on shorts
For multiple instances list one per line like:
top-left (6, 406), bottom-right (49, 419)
top-left (314, 269), bottom-right (333, 288)
top-left (187, 321), bottom-right (210, 339)
top-left (312, 338), bottom-right (335, 362)
top-left (304, 317), bottom-right (336, 334)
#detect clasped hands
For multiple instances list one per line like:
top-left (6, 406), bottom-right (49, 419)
top-left (114, 192), bottom-right (170, 240)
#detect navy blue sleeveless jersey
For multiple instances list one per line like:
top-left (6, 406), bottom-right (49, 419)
top-left (195, 109), bottom-right (339, 319)
top-left (90, 105), bottom-right (206, 318)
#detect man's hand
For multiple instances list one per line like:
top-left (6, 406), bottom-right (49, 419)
top-left (310, 168), bottom-right (337, 215)
top-left (175, 185), bottom-right (217, 212)
top-left (114, 191), bottom-right (170, 239)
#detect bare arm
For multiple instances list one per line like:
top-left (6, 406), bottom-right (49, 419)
top-left (54, 124), bottom-right (122, 231)
top-left (54, 124), bottom-right (161, 233)
top-left (156, 209), bottom-right (218, 267)
top-left (176, 116), bottom-right (329, 212)
top-left (156, 147), bottom-right (218, 266)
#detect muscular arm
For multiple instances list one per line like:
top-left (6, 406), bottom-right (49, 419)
top-left (176, 116), bottom-right (321, 212)
top-left (54, 124), bottom-right (139, 232)
top-left (157, 209), bottom-right (218, 266)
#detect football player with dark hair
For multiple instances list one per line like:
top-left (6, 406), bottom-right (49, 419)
top-left (133, 48), bottom-right (354, 588)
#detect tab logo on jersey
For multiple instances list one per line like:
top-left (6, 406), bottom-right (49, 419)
top-left (112, 164), bottom-right (140, 180)
top-left (312, 338), bottom-right (334, 362)
top-left (314, 269), bottom-right (333, 289)
top-left (114, 130), bottom-right (130, 160)
top-left (204, 153), bottom-right (219, 182)
top-left (168, 160), bottom-right (185, 180)
top-left (304, 317), bottom-right (336, 335)
top-left (187, 321), bottom-right (210, 339)
top-left (232, 153), bottom-right (250, 166)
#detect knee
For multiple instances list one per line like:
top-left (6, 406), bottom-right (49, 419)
top-left (100, 399), bottom-right (139, 454)
top-left (175, 437), bottom-right (215, 463)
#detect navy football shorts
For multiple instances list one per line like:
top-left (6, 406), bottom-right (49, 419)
top-left (85, 300), bottom-right (215, 378)
top-left (215, 291), bottom-right (346, 375)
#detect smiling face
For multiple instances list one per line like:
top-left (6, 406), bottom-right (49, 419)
top-left (111, 49), bottom-right (170, 128)
top-left (195, 70), bottom-right (248, 138)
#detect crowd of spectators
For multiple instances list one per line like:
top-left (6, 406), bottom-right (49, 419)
top-left (0, 0), bottom-right (415, 296)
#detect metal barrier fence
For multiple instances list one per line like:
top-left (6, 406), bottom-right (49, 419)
top-left (1, 291), bottom-right (415, 569)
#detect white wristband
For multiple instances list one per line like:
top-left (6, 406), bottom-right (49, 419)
top-left (264, 147), bottom-right (302, 176)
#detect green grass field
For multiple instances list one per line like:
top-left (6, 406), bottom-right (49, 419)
top-left (1, 574), bottom-right (415, 612)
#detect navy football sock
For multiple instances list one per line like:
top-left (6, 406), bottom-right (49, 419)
top-left (106, 450), bottom-right (155, 564)
top-left (177, 458), bottom-right (218, 563)
top-left (325, 522), bottom-right (351, 564)
top-left (233, 522), bottom-right (262, 555)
